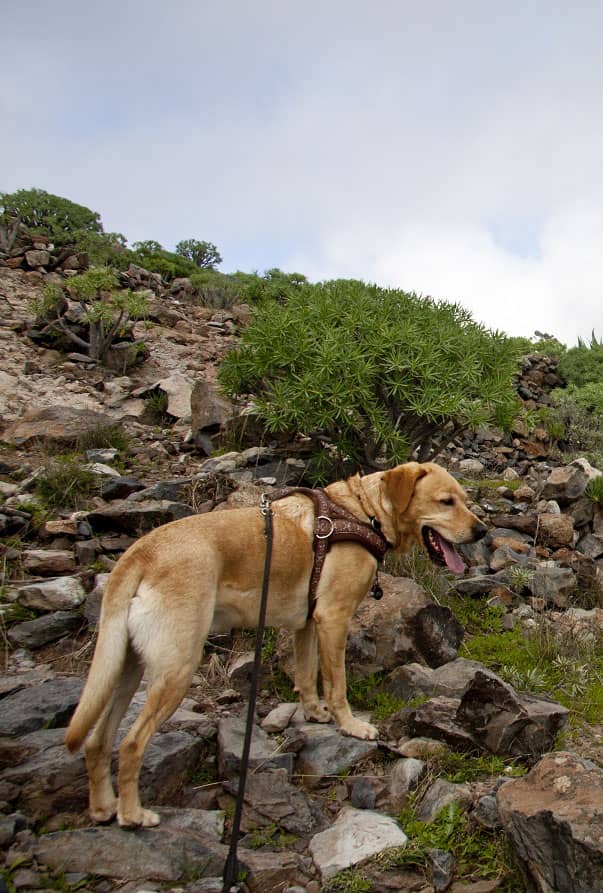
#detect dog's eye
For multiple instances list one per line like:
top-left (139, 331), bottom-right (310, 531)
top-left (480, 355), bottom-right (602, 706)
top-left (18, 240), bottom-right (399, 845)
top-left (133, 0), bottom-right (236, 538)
top-left (440, 497), bottom-right (455, 506)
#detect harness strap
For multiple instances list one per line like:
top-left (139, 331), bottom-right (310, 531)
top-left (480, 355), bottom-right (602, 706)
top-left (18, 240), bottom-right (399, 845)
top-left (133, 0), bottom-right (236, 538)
top-left (267, 486), bottom-right (389, 619)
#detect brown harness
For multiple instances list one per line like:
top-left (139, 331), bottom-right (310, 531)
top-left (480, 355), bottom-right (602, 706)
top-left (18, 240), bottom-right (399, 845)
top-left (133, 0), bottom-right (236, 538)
top-left (265, 486), bottom-right (390, 619)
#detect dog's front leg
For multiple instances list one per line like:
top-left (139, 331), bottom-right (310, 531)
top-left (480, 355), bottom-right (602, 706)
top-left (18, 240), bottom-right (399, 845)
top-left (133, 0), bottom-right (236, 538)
top-left (293, 622), bottom-right (330, 723)
top-left (314, 614), bottom-right (378, 741)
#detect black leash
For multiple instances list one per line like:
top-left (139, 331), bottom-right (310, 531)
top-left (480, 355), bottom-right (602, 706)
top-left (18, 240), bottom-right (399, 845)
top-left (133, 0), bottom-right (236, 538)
top-left (222, 495), bottom-right (274, 893)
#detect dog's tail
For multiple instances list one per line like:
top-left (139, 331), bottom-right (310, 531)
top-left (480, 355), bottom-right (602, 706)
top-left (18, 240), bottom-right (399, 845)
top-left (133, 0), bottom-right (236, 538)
top-left (65, 556), bottom-right (142, 753)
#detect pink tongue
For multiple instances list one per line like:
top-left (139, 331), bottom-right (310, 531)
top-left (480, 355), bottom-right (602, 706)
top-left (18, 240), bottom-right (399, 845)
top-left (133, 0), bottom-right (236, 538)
top-left (436, 532), bottom-right (466, 574)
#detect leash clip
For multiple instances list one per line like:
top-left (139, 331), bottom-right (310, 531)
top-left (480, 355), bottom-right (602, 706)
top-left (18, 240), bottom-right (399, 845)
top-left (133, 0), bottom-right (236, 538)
top-left (259, 493), bottom-right (270, 516)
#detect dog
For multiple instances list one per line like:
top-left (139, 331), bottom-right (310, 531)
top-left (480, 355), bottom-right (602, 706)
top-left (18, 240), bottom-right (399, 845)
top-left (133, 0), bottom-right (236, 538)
top-left (65, 461), bottom-right (486, 827)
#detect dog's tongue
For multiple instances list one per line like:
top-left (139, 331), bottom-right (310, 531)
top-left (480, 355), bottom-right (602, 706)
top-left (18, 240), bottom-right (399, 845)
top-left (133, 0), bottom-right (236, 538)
top-left (435, 531), bottom-right (465, 574)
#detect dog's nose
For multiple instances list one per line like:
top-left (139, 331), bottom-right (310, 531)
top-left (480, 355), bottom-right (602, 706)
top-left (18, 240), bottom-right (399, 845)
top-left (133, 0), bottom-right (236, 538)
top-left (473, 521), bottom-right (488, 541)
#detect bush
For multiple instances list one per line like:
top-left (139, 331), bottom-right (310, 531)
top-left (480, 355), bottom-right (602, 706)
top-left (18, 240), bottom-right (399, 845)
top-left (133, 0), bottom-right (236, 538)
top-left (175, 238), bottom-right (222, 270)
top-left (130, 240), bottom-right (198, 281)
top-left (231, 268), bottom-right (307, 304)
top-left (0, 187), bottom-right (103, 247)
top-left (558, 331), bottom-right (603, 387)
top-left (218, 279), bottom-right (520, 475)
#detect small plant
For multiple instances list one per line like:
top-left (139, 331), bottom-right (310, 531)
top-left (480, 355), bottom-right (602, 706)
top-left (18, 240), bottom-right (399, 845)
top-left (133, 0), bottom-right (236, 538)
top-left (323, 869), bottom-right (372, 893)
top-left (77, 423), bottom-right (128, 454)
top-left (144, 389), bottom-right (170, 422)
top-left (585, 475), bottom-right (603, 505)
top-left (30, 268), bottom-right (149, 367)
top-left (508, 565), bottom-right (534, 593)
top-left (36, 457), bottom-right (97, 511)
top-left (245, 822), bottom-right (297, 850)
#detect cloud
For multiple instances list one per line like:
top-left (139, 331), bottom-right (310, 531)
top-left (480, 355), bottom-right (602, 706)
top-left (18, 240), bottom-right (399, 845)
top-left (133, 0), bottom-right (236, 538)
top-left (2, 1), bottom-right (603, 344)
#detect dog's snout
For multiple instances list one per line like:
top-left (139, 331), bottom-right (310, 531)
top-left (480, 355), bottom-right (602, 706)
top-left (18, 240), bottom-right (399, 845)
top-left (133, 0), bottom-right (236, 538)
top-left (473, 521), bottom-right (488, 541)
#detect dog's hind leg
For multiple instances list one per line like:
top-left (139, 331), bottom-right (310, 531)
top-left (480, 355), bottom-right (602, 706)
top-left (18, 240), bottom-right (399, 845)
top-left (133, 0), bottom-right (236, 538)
top-left (116, 596), bottom-right (210, 828)
top-left (293, 622), bottom-right (330, 723)
top-left (84, 643), bottom-right (143, 823)
top-left (116, 658), bottom-right (198, 827)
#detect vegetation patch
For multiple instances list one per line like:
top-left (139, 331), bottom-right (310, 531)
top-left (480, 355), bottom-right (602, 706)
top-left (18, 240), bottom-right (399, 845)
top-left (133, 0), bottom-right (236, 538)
top-left (379, 802), bottom-right (524, 890)
top-left (35, 457), bottom-right (97, 511)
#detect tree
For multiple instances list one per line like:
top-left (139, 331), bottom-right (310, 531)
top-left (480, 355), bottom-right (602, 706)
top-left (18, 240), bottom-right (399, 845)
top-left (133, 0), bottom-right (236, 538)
top-left (218, 279), bottom-right (520, 476)
top-left (175, 239), bottom-right (222, 270)
top-left (0, 188), bottom-right (103, 247)
top-left (32, 268), bottom-right (149, 367)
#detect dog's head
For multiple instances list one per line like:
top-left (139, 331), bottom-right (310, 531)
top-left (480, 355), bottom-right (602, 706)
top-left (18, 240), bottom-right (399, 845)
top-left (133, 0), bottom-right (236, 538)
top-left (379, 461), bottom-right (487, 574)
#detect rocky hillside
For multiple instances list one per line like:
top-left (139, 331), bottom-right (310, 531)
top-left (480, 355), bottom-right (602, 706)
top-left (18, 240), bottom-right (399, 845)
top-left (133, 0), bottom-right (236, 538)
top-left (1, 251), bottom-right (603, 893)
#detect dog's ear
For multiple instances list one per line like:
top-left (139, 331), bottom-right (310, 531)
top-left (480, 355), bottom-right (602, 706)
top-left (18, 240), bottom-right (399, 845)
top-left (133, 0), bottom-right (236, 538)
top-left (383, 463), bottom-right (428, 513)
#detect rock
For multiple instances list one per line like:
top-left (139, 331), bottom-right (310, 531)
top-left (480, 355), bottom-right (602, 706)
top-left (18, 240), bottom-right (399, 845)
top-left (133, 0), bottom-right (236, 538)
top-left (21, 549), bottom-right (76, 576)
top-left (295, 727), bottom-right (377, 788)
top-left (86, 499), bottom-right (194, 535)
top-left (529, 565), bottom-right (576, 607)
top-left (224, 768), bottom-right (316, 834)
top-left (349, 574), bottom-right (463, 671)
top-left (473, 793), bottom-right (501, 830)
top-left (383, 662), bottom-right (435, 700)
top-left (429, 847), bottom-right (455, 892)
top-left (238, 848), bottom-right (309, 892)
top-left (98, 475), bottom-right (146, 500)
top-left (218, 714), bottom-right (295, 778)
top-left (154, 372), bottom-right (194, 419)
top-left (0, 677), bottom-right (83, 737)
top-left (8, 610), bottom-right (84, 649)
top-left (2, 406), bottom-right (115, 446)
top-left (430, 659), bottom-right (488, 698)
top-left (542, 459), bottom-right (602, 505)
top-left (24, 249), bottom-right (50, 267)
top-left (458, 459), bottom-right (485, 476)
top-left (309, 805), bottom-right (408, 880)
top-left (16, 575), bottom-right (86, 612)
top-left (457, 670), bottom-right (569, 758)
top-left (261, 702), bottom-right (298, 733)
top-left (350, 776), bottom-right (377, 809)
top-left (190, 379), bottom-right (233, 445)
top-left (388, 758), bottom-right (426, 812)
top-left (31, 820), bottom-right (227, 882)
top-left (408, 697), bottom-right (475, 751)
top-left (414, 778), bottom-right (472, 822)
top-left (497, 751), bottom-right (603, 892)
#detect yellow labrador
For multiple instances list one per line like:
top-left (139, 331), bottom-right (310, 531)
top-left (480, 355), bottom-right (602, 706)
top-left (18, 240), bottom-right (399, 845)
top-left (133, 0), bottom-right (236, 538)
top-left (66, 461), bottom-right (486, 827)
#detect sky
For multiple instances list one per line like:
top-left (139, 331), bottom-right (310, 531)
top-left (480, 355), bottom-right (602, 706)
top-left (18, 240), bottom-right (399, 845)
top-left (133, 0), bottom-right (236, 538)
top-left (2, 0), bottom-right (603, 345)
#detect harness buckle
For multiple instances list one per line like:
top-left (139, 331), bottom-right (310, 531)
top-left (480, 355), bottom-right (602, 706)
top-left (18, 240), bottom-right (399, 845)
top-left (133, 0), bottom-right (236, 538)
top-left (315, 515), bottom-right (335, 540)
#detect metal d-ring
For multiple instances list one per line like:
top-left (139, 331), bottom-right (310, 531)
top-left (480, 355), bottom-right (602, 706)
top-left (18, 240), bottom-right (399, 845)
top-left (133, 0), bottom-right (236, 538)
top-left (315, 515), bottom-right (335, 539)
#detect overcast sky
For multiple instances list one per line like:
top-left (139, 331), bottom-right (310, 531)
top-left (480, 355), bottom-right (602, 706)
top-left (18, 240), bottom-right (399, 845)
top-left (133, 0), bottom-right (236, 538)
top-left (2, 1), bottom-right (603, 345)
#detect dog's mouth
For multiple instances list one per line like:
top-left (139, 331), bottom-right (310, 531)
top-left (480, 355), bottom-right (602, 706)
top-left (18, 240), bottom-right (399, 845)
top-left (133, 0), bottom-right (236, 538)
top-left (422, 526), bottom-right (466, 574)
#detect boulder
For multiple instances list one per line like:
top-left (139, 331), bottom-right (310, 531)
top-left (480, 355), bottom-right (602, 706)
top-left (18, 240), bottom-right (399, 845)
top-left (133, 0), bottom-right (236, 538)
top-left (8, 610), bottom-right (84, 649)
top-left (16, 575), bottom-right (86, 612)
top-left (2, 406), bottom-right (115, 446)
top-left (86, 499), bottom-right (194, 535)
top-left (497, 752), bottom-right (603, 892)
top-left (309, 805), bottom-right (408, 880)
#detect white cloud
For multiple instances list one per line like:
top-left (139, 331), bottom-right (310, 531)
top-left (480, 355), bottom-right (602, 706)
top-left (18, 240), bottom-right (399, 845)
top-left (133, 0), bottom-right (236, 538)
top-left (2, 1), bottom-right (603, 344)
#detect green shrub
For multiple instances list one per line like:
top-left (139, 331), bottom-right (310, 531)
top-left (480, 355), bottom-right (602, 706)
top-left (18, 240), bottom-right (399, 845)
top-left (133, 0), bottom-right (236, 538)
top-left (585, 475), bottom-right (603, 504)
top-left (189, 269), bottom-right (243, 308)
top-left (175, 238), bottom-right (222, 270)
top-left (0, 187), bottom-right (103, 247)
top-left (219, 280), bottom-right (520, 476)
top-left (231, 268), bottom-right (307, 304)
top-left (130, 240), bottom-right (198, 281)
top-left (558, 331), bottom-right (603, 387)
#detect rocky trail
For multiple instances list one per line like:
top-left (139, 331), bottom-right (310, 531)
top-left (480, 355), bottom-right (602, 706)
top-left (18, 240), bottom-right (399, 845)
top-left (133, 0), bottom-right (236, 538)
top-left (1, 255), bottom-right (603, 893)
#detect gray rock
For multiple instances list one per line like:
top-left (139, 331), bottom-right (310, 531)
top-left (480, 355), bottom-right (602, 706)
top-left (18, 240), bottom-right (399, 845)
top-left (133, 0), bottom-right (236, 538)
top-left (529, 565), bottom-right (577, 608)
top-left (86, 499), bottom-right (194, 535)
top-left (218, 714), bottom-right (294, 778)
top-left (388, 757), bottom-right (426, 812)
top-left (261, 702), bottom-right (298, 733)
top-left (224, 768), bottom-right (316, 834)
top-left (414, 778), bottom-right (471, 823)
top-left (350, 776), bottom-right (377, 809)
top-left (309, 806), bottom-right (407, 879)
top-left (408, 697), bottom-right (475, 751)
top-left (0, 677), bottom-right (83, 736)
top-left (16, 575), bottom-right (86, 612)
top-left (21, 549), bottom-right (76, 576)
top-left (473, 793), bottom-right (501, 830)
top-left (8, 610), bottom-right (84, 649)
top-left (457, 670), bottom-right (569, 758)
top-left (383, 662), bottom-right (435, 700)
top-left (32, 822), bottom-right (227, 882)
top-left (497, 752), bottom-right (603, 892)
top-left (2, 406), bottom-right (115, 446)
top-left (296, 727), bottom-right (377, 788)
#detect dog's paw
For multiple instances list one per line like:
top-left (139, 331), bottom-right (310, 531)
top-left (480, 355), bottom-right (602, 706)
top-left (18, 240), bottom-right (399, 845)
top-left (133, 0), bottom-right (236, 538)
top-left (90, 801), bottom-right (117, 824)
top-left (303, 702), bottom-right (331, 723)
top-left (117, 806), bottom-right (160, 828)
top-left (339, 718), bottom-right (379, 740)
